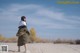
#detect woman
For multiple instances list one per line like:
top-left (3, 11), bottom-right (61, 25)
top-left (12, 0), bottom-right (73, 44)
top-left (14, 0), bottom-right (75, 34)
top-left (16, 16), bottom-right (31, 53)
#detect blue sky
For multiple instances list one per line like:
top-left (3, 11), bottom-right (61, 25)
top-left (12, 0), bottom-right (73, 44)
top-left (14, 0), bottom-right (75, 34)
top-left (0, 0), bottom-right (80, 39)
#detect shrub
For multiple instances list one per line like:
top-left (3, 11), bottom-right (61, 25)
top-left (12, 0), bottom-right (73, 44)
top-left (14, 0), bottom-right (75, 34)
top-left (75, 39), bottom-right (80, 44)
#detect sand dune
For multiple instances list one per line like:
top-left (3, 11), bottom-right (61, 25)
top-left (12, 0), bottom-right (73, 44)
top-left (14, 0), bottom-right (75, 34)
top-left (0, 43), bottom-right (80, 53)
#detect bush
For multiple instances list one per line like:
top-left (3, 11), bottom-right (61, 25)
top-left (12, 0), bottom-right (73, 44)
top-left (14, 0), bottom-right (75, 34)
top-left (75, 39), bottom-right (80, 44)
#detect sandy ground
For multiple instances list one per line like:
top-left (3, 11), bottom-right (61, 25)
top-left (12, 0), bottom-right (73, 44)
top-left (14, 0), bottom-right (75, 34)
top-left (0, 43), bottom-right (80, 53)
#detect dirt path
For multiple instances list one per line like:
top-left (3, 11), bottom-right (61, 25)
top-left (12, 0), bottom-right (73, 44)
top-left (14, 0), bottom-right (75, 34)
top-left (0, 43), bottom-right (80, 53)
